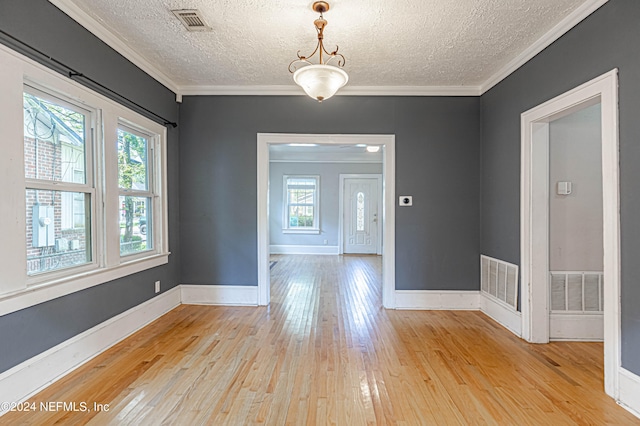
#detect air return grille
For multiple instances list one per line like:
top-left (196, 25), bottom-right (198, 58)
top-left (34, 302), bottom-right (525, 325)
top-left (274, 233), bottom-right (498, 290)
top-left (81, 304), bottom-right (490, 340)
top-left (481, 255), bottom-right (518, 310)
top-left (172, 9), bottom-right (211, 32)
top-left (550, 271), bottom-right (603, 313)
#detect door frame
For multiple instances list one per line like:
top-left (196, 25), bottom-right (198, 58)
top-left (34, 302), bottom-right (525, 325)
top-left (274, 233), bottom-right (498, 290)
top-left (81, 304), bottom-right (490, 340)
top-left (338, 174), bottom-right (383, 255)
top-left (257, 133), bottom-right (396, 308)
top-left (520, 69), bottom-right (619, 397)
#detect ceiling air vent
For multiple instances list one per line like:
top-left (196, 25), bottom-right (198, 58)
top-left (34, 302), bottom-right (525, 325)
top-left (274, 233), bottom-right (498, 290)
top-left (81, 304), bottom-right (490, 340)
top-left (171, 9), bottom-right (211, 32)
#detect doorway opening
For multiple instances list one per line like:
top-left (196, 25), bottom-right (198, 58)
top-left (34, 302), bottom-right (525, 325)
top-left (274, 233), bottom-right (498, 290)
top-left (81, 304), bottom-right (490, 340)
top-left (520, 70), bottom-right (619, 397)
top-left (547, 103), bottom-right (603, 341)
top-left (257, 134), bottom-right (396, 309)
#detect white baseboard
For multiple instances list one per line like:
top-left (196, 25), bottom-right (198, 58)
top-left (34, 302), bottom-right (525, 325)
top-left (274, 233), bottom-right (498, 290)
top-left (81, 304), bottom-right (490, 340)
top-left (270, 245), bottom-right (339, 255)
top-left (549, 313), bottom-right (604, 341)
top-left (2, 281), bottom-right (636, 423)
top-left (395, 290), bottom-right (480, 310)
top-left (618, 368), bottom-right (640, 418)
top-left (480, 293), bottom-right (522, 337)
top-left (0, 286), bottom-right (181, 416)
top-left (181, 284), bottom-right (258, 306)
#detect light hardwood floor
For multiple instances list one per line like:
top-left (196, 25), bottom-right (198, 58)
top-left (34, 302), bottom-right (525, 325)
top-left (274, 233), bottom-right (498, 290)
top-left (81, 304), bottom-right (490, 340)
top-left (3, 254), bottom-right (638, 425)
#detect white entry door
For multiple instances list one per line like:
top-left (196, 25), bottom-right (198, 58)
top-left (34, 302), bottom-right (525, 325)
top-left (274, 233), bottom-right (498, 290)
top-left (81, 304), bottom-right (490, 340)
top-left (343, 177), bottom-right (380, 254)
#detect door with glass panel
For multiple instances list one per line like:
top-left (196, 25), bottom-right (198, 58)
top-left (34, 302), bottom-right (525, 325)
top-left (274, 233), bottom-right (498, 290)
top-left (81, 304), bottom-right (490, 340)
top-left (343, 177), bottom-right (379, 254)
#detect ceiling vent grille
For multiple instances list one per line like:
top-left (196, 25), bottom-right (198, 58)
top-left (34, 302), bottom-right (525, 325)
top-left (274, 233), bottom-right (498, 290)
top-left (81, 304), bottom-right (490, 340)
top-left (171, 9), bottom-right (211, 32)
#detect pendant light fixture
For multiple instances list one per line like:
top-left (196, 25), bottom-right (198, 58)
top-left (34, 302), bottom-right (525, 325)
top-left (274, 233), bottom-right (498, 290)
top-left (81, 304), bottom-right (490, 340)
top-left (289, 1), bottom-right (348, 102)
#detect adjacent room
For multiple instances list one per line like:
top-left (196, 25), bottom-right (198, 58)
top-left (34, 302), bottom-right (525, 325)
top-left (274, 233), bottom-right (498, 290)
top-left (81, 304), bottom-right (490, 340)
top-left (1, 0), bottom-right (639, 423)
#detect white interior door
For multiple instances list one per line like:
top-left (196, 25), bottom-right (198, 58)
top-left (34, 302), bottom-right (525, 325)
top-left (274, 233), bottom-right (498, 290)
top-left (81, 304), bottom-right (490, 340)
top-left (343, 178), bottom-right (379, 254)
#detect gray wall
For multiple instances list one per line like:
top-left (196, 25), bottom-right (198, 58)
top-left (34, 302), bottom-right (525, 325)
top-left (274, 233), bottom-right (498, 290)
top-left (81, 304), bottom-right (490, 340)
top-left (10, 0), bottom-right (636, 384)
top-left (179, 96), bottom-right (480, 290)
top-left (0, 0), bottom-right (180, 374)
top-left (269, 162), bottom-right (382, 247)
top-left (0, 0), bottom-right (176, 123)
top-left (480, 0), bottom-right (640, 374)
top-left (549, 104), bottom-right (603, 271)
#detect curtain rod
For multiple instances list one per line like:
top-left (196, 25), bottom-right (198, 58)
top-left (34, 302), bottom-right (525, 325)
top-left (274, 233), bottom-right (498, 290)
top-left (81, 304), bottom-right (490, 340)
top-left (0, 29), bottom-right (178, 128)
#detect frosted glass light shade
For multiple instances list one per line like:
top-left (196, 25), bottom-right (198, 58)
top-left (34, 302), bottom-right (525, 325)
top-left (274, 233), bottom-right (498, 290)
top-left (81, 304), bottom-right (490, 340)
top-left (293, 64), bottom-right (348, 101)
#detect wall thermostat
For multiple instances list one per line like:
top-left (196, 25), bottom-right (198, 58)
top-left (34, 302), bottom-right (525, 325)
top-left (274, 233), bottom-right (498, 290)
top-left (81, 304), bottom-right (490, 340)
top-left (399, 196), bottom-right (413, 206)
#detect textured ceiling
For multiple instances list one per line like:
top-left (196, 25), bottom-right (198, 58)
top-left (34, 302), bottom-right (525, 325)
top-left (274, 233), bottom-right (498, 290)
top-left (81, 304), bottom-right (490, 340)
top-left (62, 0), bottom-right (590, 91)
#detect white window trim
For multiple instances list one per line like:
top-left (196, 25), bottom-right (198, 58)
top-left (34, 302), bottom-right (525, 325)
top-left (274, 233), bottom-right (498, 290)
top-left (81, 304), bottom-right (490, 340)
top-left (117, 122), bottom-right (157, 259)
top-left (282, 175), bottom-right (320, 234)
top-left (282, 229), bottom-right (321, 235)
top-left (23, 85), bottom-right (99, 283)
top-left (0, 41), bottom-right (170, 317)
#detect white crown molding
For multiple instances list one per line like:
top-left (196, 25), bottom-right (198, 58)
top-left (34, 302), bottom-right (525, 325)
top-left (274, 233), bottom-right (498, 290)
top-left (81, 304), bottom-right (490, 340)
top-left (178, 85), bottom-right (300, 96)
top-left (480, 0), bottom-right (609, 94)
top-left (270, 159), bottom-right (382, 164)
top-left (47, 0), bottom-right (179, 95)
top-left (341, 85), bottom-right (482, 97)
top-left (178, 84), bottom-right (482, 97)
top-left (47, 0), bottom-right (608, 99)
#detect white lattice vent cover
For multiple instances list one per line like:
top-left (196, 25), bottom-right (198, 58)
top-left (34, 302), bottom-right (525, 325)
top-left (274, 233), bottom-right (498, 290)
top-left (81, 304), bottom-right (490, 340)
top-left (171, 9), bottom-right (211, 32)
top-left (550, 271), bottom-right (603, 313)
top-left (481, 255), bottom-right (518, 309)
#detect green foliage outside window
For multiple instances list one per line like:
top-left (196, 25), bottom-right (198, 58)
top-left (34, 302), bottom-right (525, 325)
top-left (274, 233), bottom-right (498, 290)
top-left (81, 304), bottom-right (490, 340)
top-left (118, 129), bottom-right (147, 248)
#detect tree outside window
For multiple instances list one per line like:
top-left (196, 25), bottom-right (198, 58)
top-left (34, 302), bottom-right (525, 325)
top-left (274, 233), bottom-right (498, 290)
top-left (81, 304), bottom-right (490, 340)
top-left (118, 127), bottom-right (153, 255)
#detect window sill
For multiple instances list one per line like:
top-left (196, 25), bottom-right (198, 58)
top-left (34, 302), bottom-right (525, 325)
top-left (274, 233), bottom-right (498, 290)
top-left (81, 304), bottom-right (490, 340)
top-left (282, 229), bottom-right (320, 235)
top-left (0, 252), bottom-right (170, 316)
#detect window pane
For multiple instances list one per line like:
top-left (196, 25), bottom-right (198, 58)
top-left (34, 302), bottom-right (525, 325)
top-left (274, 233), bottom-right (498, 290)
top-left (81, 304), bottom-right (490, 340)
top-left (118, 128), bottom-right (148, 191)
top-left (285, 176), bottom-right (318, 229)
top-left (287, 178), bottom-right (316, 188)
top-left (289, 205), bottom-right (314, 228)
top-left (120, 196), bottom-right (152, 255)
top-left (357, 192), bottom-right (365, 231)
top-left (26, 189), bottom-right (91, 275)
top-left (290, 188), bottom-right (314, 205)
top-left (23, 93), bottom-right (87, 184)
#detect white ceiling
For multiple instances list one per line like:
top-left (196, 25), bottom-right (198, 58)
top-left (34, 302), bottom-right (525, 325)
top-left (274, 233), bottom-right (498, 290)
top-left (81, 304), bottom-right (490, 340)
top-left (49, 0), bottom-right (606, 96)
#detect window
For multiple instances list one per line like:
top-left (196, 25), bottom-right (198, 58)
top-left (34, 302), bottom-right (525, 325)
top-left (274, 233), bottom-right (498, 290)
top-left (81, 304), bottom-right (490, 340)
top-left (356, 192), bottom-right (365, 231)
top-left (283, 176), bottom-right (319, 233)
top-left (118, 126), bottom-right (154, 256)
top-left (0, 47), bottom-right (169, 311)
top-left (14, 76), bottom-right (168, 297)
top-left (24, 88), bottom-right (93, 276)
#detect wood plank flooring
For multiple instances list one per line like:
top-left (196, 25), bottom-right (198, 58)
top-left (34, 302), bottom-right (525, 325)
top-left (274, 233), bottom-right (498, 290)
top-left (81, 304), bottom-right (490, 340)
top-left (3, 254), bottom-right (638, 425)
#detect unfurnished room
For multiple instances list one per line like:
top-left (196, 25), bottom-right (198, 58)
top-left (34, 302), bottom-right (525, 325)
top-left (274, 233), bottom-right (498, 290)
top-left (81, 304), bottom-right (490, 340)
top-left (0, 0), bottom-right (639, 424)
